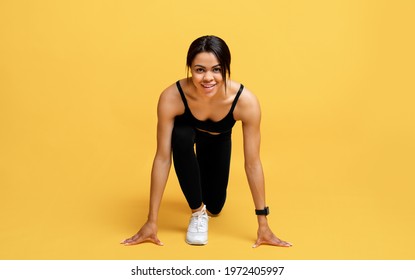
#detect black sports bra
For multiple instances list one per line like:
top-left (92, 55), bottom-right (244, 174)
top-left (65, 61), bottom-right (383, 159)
top-left (175, 81), bottom-right (244, 134)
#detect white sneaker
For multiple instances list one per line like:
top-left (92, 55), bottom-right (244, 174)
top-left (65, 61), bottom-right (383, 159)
top-left (186, 205), bottom-right (208, 245)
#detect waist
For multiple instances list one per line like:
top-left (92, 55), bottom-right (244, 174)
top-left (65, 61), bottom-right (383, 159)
top-left (195, 128), bottom-right (232, 142)
top-left (175, 112), bottom-right (236, 135)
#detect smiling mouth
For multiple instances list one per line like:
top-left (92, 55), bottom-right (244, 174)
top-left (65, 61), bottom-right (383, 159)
top-left (202, 84), bottom-right (216, 88)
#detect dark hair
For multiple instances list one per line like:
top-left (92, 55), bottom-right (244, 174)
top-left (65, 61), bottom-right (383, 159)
top-left (186, 35), bottom-right (231, 80)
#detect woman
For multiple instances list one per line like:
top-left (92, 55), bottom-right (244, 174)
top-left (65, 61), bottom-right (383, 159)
top-left (122, 35), bottom-right (291, 248)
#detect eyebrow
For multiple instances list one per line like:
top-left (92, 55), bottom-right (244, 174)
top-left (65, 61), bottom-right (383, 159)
top-left (194, 64), bottom-right (221, 68)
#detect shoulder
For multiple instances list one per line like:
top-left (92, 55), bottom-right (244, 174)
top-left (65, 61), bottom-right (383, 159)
top-left (232, 81), bottom-right (261, 122)
top-left (159, 81), bottom-right (179, 101)
top-left (228, 80), bottom-right (259, 106)
top-left (157, 81), bottom-right (185, 118)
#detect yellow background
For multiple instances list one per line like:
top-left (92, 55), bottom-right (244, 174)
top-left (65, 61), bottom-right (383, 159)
top-left (1, 0), bottom-right (414, 260)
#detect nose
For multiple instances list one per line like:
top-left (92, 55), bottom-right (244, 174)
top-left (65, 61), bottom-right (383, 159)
top-left (203, 71), bottom-right (213, 81)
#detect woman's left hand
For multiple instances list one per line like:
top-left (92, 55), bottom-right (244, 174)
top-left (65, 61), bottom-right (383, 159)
top-left (253, 225), bottom-right (292, 248)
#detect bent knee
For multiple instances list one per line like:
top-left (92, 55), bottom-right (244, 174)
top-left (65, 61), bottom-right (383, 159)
top-left (206, 207), bottom-right (222, 216)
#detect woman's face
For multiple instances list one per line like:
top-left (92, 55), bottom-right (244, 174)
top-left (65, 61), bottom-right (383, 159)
top-left (190, 52), bottom-right (225, 97)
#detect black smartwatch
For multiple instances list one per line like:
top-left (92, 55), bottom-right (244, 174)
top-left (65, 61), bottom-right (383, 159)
top-left (255, 206), bottom-right (270, 216)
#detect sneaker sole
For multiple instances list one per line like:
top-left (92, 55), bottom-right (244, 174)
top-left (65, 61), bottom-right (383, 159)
top-left (185, 239), bottom-right (208, 245)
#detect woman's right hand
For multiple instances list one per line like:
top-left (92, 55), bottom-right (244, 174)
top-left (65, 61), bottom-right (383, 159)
top-left (121, 221), bottom-right (163, 246)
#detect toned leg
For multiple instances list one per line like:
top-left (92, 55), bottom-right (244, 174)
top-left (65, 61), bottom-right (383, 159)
top-left (171, 123), bottom-right (203, 210)
top-left (196, 131), bottom-right (232, 215)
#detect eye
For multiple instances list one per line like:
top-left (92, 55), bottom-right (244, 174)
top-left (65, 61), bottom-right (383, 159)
top-left (195, 68), bottom-right (205, 73)
top-left (213, 67), bottom-right (222, 73)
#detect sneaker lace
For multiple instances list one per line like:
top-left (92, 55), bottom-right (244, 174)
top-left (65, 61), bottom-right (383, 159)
top-left (191, 212), bottom-right (207, 231)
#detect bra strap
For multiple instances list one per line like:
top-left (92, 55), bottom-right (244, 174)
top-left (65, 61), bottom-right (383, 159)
top-left (229, 84), bottom-right (244, 113)
top-left (176, 81), bottom-right (189, 109)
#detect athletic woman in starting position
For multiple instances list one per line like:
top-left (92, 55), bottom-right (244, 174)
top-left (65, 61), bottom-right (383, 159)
top-left (122, 35), bottom-right (291, 248)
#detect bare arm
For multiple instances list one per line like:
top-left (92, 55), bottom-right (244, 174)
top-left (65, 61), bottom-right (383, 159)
top-left (237, 88), bottom-right (292, 248)
top-left (241, 96), bottom-right (266, 211)
top-left (147, 92), bottom-right (176, 223)
top-left (122, 86), bottom-right (181, 246)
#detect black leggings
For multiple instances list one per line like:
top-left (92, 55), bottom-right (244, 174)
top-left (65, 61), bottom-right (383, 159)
top-left (172, 122), bottom-right (232, 215)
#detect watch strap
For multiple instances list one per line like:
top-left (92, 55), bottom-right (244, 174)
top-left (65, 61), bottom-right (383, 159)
top-left (255, 206), bottom-right (269, 216)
